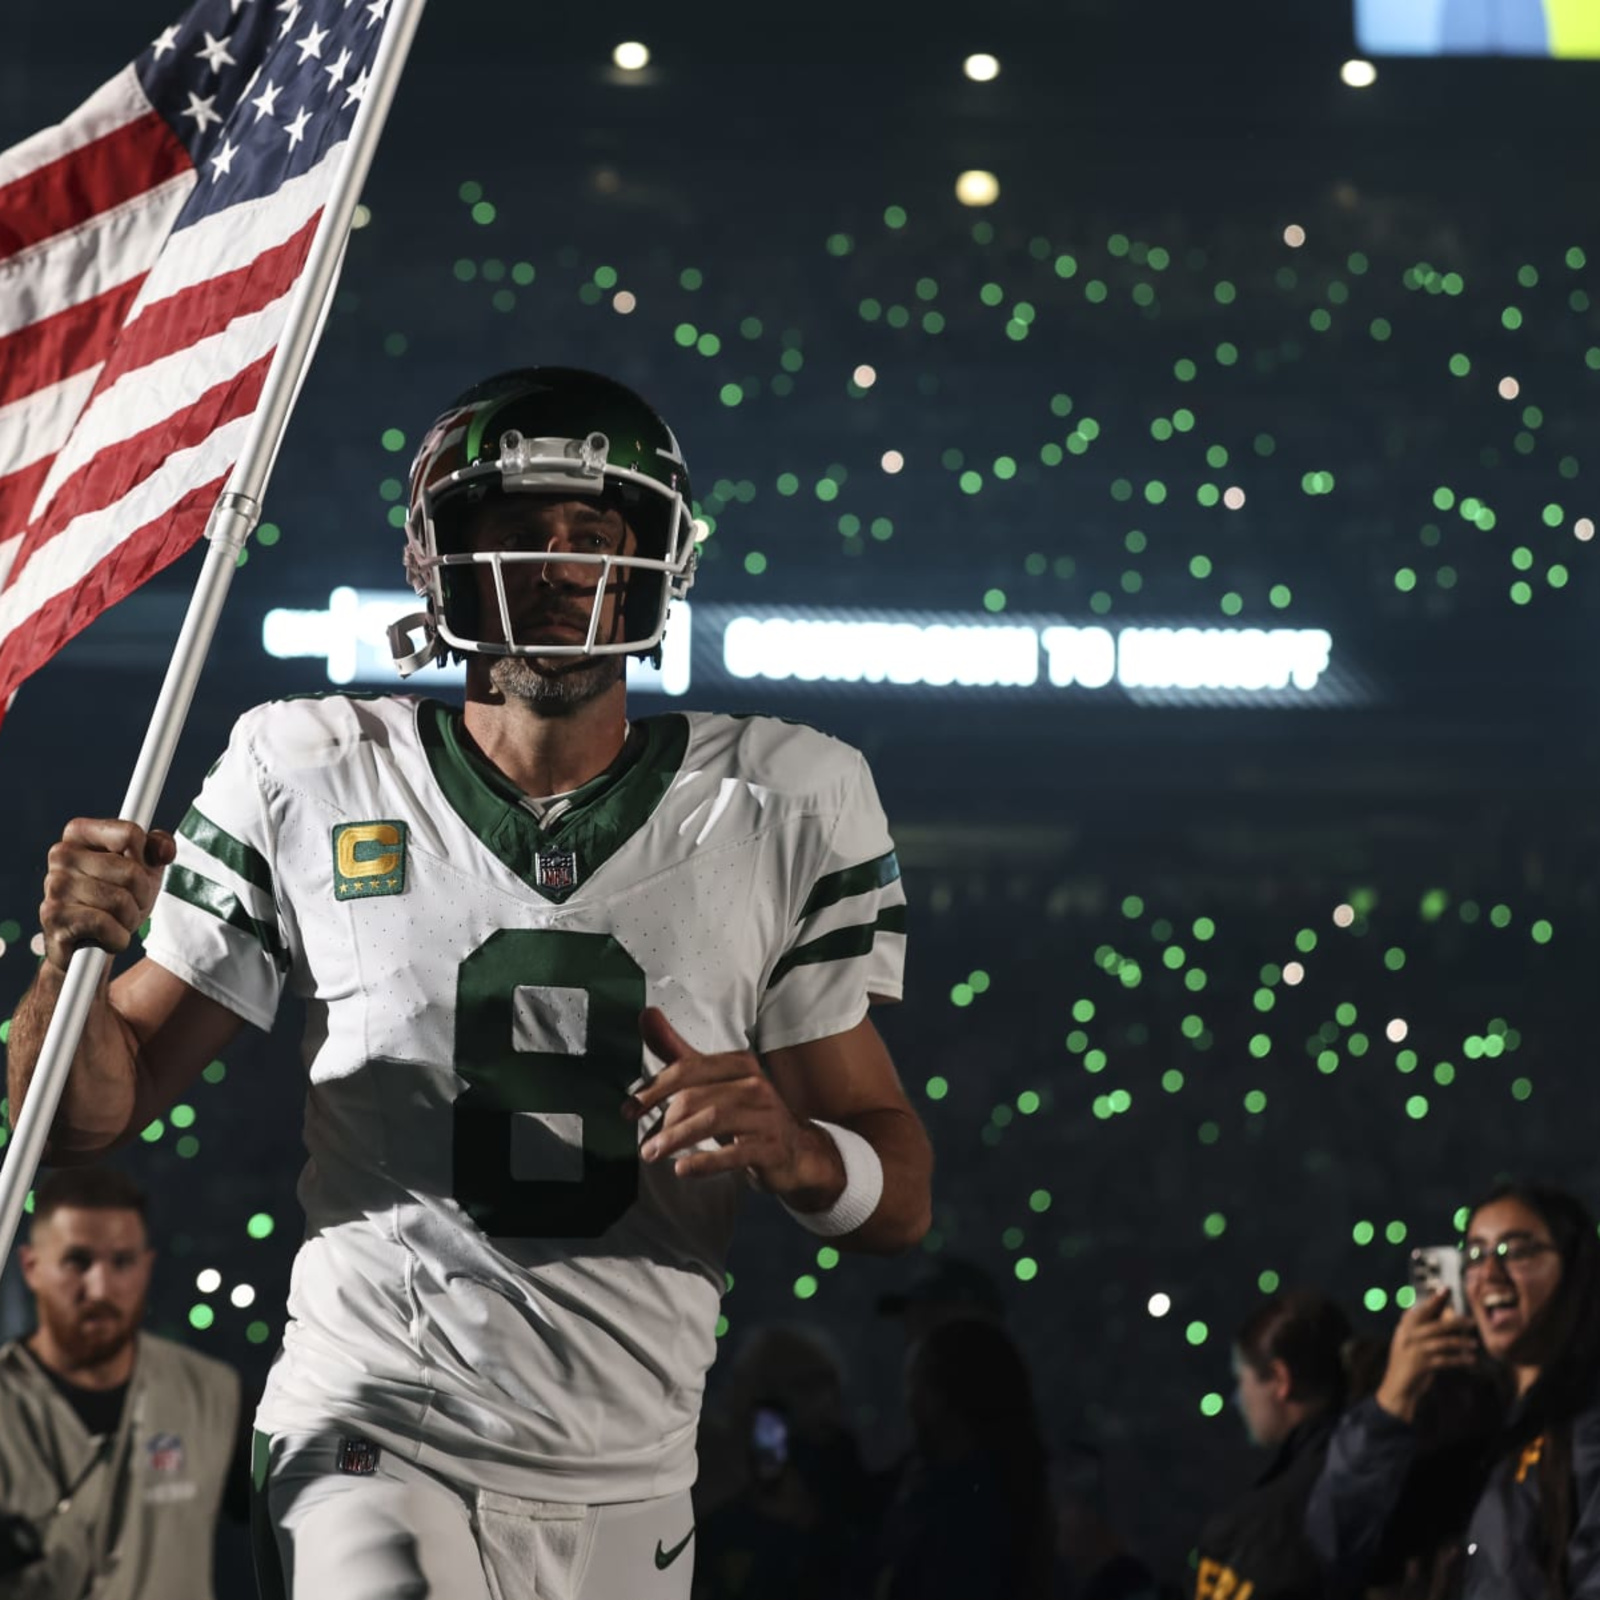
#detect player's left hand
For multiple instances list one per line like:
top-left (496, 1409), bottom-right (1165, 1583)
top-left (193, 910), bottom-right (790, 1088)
top-left (625, 1008), bottom-right (844, 1203)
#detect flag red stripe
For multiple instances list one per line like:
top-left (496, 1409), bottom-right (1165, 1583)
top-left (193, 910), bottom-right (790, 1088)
top-left (0, 111), bottom-right (191, 263)
top-left (1, 212), bottom-right (319, 551)
top-left (15, 352), bottom-right (273, 581)
top-left (0, 476), bottom-right (225, 703)
top-left (0, 459), bottom-right (52, 553)
top-left (113, 210), bottom-right (320, 384)
top-left (0, 274), bottom-right (144, 403)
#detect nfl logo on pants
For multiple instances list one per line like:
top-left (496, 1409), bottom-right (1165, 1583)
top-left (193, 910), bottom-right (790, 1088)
top-left (336, 1438), bottom-right (380, 1476)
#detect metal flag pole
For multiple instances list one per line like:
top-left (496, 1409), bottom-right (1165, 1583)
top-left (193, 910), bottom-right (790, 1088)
top-left (0, 0), bottom-right (430, 1267)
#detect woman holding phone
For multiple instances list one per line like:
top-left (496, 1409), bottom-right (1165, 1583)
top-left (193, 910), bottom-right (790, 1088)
top-left (1307, 1182), bottom-right (1600, 1598)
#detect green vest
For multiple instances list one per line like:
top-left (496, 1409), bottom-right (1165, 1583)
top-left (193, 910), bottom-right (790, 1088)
top-left (0, 1334), bottom-right (239, 1600)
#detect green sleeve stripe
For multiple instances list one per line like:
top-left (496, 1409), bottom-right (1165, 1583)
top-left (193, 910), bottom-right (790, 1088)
top-left (768, 904), bottom-right (907, 990)
top-left (797, 849), bottom-right (901, 922)
top-left (178, 806), bottom-right (273, 896)
top-left (164, 865), bottom-right (288, 972)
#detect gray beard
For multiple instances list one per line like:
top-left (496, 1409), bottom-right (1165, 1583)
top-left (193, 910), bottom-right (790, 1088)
top-left (489, 651), bottom-right (625, 714)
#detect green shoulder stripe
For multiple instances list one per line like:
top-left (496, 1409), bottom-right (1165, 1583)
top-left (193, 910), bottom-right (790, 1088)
top-left (797, 849), bottom-right (901, 923)
top-left (179, 806), bottom-right (273, 896)
top-left (767, 904), bottom-right (907, 990)
top-left (165, 865), bottom-right (288, 972)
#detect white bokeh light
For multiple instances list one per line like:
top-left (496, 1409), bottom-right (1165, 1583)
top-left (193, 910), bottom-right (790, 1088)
top-left (1223, 486), bottom-right (1246, 510)
top-left (955, 170), bottom-right (1000, 208)
top-left (612, 41), bottom-right (650, 71)
top-left (1148, 1292), bottom-right (1172, 1318)
top-left (963, 53), bottom-right (1000, 82)
top-left (1282, 961), bottom-right (1305, 986)
top-left (1576, 518), bottom-right (1595, 542)
top-left (1283, 224), bottom-right (1306, 248)
top-left (881, 450), bottom-right (905, 474)
top-left (1332, 903), bottom-right (1355, 928)
top-left (1386, 1018), bottom-right (1409, 1043)
top-left (1498, 375), bottom-right (1520, 399)
top-left (1340, 59), bottom-right (1378, 87)
top-left (196, 1268), bottom-right (222, 1294)
top-left (612, 290), bottom-right (637, 315)
top-left (230, 1284), bottom-right (257, 1309)
top-left (853, 364), bottom-right (877, 389)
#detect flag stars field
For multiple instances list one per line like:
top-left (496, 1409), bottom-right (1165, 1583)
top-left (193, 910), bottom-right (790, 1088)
top-left (0, 0), bottom-right (396, 713)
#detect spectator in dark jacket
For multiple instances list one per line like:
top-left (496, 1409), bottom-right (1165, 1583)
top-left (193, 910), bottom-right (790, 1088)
top-left (871, 1317), bottom-right (1054, 1600)
top-left (1194, 1289), bottom-right (1352, 1599)
top-left (1307, 1182), bottom-right (1600, 1599)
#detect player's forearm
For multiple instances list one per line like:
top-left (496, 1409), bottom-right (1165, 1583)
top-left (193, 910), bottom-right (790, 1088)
top-left (818, 1106), bottom-right (933, 1255)
top-left (5, 960), bottom-right (143, 1158)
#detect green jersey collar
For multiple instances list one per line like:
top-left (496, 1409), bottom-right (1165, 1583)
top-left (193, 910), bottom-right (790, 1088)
top-left (418, 702), bottom-right (690, 903)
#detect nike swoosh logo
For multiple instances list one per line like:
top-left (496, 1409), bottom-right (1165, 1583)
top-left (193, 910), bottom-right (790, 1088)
top-left (655, 1527), bottom-right (695, 1570)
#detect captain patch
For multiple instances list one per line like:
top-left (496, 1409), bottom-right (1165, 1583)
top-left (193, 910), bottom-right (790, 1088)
top-left (332, 821), bottom-right (408, 900)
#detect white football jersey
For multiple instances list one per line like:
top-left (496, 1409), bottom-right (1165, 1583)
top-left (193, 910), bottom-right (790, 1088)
top-left (143, 694), bottom-right (905, 1504)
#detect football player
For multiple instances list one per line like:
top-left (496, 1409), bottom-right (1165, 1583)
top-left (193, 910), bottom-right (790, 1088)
top-left (6, 368), bottom-right (933, 1600)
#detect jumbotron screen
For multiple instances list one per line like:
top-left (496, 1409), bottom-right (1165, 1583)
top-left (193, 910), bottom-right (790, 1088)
top-left (1354, 0), bottom-right (1600, 55)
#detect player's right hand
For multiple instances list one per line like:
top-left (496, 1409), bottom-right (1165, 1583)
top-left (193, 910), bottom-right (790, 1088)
top-left (40, 820), bottom-right (177, 973)
top-left (1374, 1288), bottom-right (1479, 1422)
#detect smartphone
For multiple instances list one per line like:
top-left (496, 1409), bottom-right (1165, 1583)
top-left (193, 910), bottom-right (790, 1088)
top-left (1410, 1244), bottom-right (1467, 1316)
top-left (749, 1403), bottom-right (790, 1483)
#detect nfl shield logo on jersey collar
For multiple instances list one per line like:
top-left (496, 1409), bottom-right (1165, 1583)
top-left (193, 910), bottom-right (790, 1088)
top-left (332, 821), bottom-right (409, 900)
top-left (535, 850), bottom-right (579, 891)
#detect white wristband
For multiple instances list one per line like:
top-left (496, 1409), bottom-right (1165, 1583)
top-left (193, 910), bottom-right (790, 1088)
top-left (781, 1119), bottom-right (884, 1237)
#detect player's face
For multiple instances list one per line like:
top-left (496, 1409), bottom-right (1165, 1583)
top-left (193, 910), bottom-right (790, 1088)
top-left (467, 496), bottom-right (637, 713)
top-left (469, 496), bottom-right (634, 642)
top-left (21, 1206), bottom-right (153, 1370)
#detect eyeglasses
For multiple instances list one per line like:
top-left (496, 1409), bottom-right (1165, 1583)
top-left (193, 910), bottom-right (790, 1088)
top-left (1459, 1238), bottom-right (1558, 1274)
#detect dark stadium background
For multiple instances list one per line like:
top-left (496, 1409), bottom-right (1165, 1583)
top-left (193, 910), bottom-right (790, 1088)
top-left (3, 0), bottom-right (1599, 1586)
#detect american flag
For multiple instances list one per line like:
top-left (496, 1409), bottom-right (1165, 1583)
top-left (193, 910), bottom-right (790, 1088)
top-left (0, 0), bottom-right (399, 716)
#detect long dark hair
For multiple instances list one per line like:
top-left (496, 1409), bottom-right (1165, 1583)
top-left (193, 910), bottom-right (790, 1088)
top-left (1470, 1182), bottom-right (1600, 1598)
top-left (1235, 1289), bottom-right (1353, 1412)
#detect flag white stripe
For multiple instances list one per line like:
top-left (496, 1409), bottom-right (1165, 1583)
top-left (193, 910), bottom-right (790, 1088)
top-left (0, 367), bottom-right (102, 480)
top-left (32, 290), bottom-right (291, 516)
top-left (0, 68), bottom-right (150, 189)
top-left (0, 413), bottom-right (253, 636)
top-left (0, 175), bottom-right (192, 340)
top-left (0, 128), bottom-right (339, 341)
top-left (137, 151), bottom-right (345, 306)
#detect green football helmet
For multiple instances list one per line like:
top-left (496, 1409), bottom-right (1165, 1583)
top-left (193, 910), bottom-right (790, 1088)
top-left (388, 367), bottom-right (701, 673)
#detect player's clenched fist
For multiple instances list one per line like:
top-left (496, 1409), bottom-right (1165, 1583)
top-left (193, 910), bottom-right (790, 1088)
top-left (40, 820), bottom-right (177, 974)
top-left (626, 1008), bottom-right (843, 1204)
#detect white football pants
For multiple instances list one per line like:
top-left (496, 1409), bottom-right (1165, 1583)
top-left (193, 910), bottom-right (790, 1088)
top-left (255, 1432), bottom-right (696, 1600)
